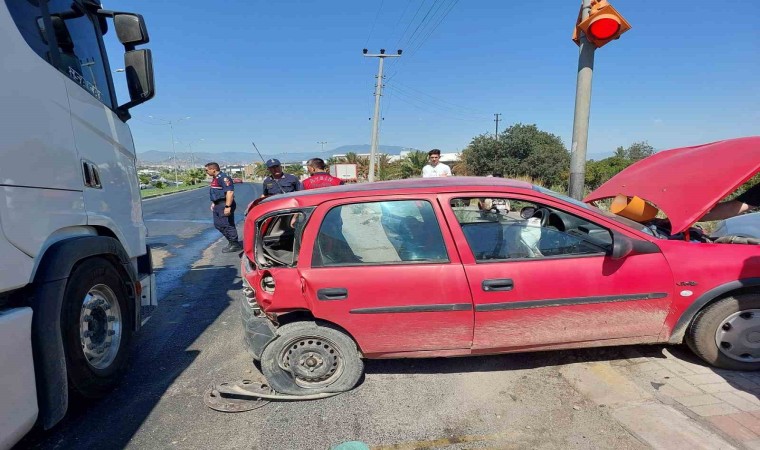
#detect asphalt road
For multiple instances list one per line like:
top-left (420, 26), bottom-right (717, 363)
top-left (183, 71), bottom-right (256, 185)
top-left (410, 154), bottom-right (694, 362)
top-left (25, 184), bottom-right (746, 450)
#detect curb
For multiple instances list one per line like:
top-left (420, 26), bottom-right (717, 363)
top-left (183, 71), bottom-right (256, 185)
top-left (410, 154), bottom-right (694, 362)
top-left (141, 185), bottom-right (206, 201)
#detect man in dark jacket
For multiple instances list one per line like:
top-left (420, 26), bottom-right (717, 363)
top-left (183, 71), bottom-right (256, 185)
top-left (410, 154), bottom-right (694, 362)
top-left (205, 162), bottom-right (242, 253)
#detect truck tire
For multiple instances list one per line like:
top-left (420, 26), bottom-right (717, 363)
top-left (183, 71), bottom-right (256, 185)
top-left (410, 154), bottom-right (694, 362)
top-left (686, 294), bottom-right (760, 371)
top-left (61, 257), bottom-right (133, 398)
top-left (260, 321), bottom-right (363, 395)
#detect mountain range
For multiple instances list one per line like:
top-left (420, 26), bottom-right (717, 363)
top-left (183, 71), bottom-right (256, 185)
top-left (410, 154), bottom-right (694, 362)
top-left (137, 145), bottom-right (414, 167)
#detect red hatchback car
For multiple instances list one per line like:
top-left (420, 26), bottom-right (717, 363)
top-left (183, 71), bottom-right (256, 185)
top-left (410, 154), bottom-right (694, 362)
top-left (240, 137), bottom-right (760, 395)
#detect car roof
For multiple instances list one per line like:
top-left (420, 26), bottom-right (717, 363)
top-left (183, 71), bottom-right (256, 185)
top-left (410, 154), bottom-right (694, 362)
top-left (260, 176), bottom-right (534, 205)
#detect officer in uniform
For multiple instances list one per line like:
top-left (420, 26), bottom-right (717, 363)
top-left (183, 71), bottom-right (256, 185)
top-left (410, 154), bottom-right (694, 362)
top-left (204, 162), bottom-right (242, 253)
top-left (261, 158), bottom-right (302, 197)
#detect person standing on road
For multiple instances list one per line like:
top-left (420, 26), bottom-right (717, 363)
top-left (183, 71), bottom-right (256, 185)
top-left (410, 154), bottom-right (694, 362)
top-left (261, 159), bottom-right (302, 198)
top-left (302, 158), bottom-right (344, 190)
top-left (204, 162), bottom-right (242, 253)
top-left (421, 149), bottom-right (452, 178)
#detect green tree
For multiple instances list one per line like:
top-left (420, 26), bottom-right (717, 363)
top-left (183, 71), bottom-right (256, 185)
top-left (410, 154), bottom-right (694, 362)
top-left (460, 123), bottom-right (570, 188)
top-left (285, 164), bottom-right (304, 177)
top-left (376, 154), bottom-right (401, 181)
top-left (399, 150), bottom-right (429, 179)
top-left (626, 141), bottom-right (655, 161)
top-left (585, 156), bottom-right (634, 190)
top-left (138, 174), bottom-right (151, 185)
top-left (183, 168), bottom-right (206, 185)
top-left (343, 152), bottom-right (369, 180)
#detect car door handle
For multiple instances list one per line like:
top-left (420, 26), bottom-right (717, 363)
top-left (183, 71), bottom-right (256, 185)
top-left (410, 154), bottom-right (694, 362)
top-left (317, 288), bottom-right (348, 301)
top-left (482, 279), bottom-right (514, 292)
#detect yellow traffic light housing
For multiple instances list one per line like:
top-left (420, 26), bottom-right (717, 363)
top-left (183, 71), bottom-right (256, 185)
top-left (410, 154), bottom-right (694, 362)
top-left (572, 0), bottom-right (631, 48)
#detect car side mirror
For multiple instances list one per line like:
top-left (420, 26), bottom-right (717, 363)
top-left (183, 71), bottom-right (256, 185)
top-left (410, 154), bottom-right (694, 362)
top-left (113, 13), bottom-right (149, 46)
top-left (611, 232), bottom-right (634, 260)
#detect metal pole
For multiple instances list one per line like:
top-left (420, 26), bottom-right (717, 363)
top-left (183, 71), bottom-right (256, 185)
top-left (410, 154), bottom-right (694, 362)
top-left (368, 57), bottom-right (385, 183)
top-left (170, 121), bottom-right (179, 186)
top-left (569, 0), bottom-right (595, 200)
top-left (364, 50), bottom-right (401, 182)
top-left (494, 113), bottom-right (501, 141)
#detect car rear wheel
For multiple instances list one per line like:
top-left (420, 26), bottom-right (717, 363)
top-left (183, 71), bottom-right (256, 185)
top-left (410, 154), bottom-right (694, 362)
top-left (260, 321), bottom-right (363, 395)
top-left (686, 294), bottom-right (760, 371)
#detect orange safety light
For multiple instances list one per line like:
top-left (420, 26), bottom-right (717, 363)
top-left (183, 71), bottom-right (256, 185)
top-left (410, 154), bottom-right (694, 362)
top-left (572, 0), bottom-right (631, 49)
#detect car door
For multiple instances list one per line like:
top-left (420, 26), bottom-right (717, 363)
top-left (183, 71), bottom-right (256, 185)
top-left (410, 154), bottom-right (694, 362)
top-left (298, 196), bottom-right (474, 357)
top-left (440, 192), bottom-right (675, 352)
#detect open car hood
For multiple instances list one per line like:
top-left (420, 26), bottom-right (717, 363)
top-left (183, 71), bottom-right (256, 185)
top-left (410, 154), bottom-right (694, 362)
top-left (585, 136), bottom-right (760, 234)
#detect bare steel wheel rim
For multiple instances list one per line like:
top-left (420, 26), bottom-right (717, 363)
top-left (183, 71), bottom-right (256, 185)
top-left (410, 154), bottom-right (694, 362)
top-left (715, 309), bottom-right (760, 363)
top-left (79, 284), bottom-right (123, 370)
top-left (278, 336), bottom-right (344, 388)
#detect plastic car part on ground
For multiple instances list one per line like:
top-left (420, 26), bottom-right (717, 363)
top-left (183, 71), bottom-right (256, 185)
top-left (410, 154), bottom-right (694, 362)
top-left (203, 379), bottom-right (343, 412)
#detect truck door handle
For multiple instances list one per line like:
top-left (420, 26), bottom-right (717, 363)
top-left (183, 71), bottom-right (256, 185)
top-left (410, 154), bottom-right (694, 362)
top-left (482, 279), bottom-right (514, 292)
top-left (317, 288), bottom-right (348, 300)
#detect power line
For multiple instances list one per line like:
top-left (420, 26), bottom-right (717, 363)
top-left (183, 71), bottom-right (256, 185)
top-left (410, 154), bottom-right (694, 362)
top-left (388, 79), bottom-right (486, 115)
top-left (405, 0), bottom-right (460, 58)
top-left (394, 0), bottom-right (429, 50)
top-left (364, 0), bottom-right (386, 48)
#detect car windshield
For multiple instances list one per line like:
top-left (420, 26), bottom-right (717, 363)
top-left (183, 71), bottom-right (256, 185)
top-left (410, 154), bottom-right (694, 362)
top-left (533, 185), bottom-right (650, 233)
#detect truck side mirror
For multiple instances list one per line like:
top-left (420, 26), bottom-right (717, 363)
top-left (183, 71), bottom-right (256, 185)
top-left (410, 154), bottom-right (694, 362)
top-left (113, 13), bottom-right (149, 46)
top-left (117, 49), bottom-right (155, 117)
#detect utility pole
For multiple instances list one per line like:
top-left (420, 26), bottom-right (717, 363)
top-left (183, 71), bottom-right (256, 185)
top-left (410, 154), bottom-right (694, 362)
top-left (317, 141), bottom-right (328, 152)
top-left (364, 48), bottom-right (401, 182)
top-left (148, 115), bottom-right (191, 187)
top-left (568, 0), bottom-right (595, 200)
top-left (494, 113), bottom-right (502, 141)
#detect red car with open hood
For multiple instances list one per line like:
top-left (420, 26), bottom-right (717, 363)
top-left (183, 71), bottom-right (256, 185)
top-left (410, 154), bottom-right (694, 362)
top-left (240, 136), bottom-right (760, 395)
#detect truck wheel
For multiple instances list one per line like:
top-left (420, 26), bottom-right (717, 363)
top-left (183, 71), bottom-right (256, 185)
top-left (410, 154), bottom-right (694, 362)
top-left (61, 257), bottom-right (133, 398)
top-left (686, 294), bottom-right (760, 371)
top-left (260, 321), bottom-right (363, 395)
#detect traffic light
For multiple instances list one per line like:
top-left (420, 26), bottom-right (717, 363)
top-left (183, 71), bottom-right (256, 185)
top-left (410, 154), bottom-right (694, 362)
top-left (572, 0), bottom-right (631, 49)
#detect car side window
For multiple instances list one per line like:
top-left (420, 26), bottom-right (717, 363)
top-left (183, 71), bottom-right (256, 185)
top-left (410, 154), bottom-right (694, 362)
top-left (313, 200), bottom-right (449, 267)
top-left (47, 0), bottom-right (113, 108)
top-left (450, 197), bottom-right (612, 262)
top-left (5, 0), bottom-right (53, 63)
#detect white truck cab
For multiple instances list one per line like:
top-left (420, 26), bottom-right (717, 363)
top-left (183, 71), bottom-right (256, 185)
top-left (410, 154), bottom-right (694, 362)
top-left (0, 1), bottom-right (156, 447)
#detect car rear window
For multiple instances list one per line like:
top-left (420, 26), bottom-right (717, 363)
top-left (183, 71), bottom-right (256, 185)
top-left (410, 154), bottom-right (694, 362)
top-left (312, 200), bottom-right (449, 267)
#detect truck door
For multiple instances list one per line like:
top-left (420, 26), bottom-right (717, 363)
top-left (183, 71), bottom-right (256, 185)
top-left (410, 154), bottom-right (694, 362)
top-left (298, 197), bottom-right (474, 357)
top-left (47, 0), bottom-right (146, 258)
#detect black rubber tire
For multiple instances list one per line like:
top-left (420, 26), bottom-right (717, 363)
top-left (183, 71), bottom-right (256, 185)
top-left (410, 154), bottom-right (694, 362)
top-left (61, 257), bottom-right (133, 398)
top-left (686, 294), bottom-right (760, 371)
top-left (261, 321), bottom-right (363, 395)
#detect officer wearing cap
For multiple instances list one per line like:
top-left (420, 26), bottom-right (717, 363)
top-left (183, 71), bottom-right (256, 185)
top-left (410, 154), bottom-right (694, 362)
top-left (261, 158), bottom-right (302, 198)
top-left (204, 162), bottom-right (242, 253)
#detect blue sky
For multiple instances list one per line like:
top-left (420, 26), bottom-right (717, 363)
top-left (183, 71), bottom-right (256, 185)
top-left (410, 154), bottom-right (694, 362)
top-left (104, 0), bottom-right (759, 159)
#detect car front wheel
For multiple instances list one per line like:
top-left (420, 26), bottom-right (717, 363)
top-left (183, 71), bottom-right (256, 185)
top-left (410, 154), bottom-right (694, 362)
top-left (260, 321), bottom-right (363, 395)
top-left (686, 294), bottom-right (760, 371)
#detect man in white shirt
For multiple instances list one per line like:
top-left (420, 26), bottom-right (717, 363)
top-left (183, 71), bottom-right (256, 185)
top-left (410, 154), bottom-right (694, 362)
top-left (421, 149), bottom-right (452, 178)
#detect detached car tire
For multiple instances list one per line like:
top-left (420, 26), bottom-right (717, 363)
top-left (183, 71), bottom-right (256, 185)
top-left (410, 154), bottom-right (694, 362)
top-left (61, 257), bottom-right (133, 398)
top-left (686, 294), bottom-right (760, 371)
top-left (261, 321), bottom-right (363, 395)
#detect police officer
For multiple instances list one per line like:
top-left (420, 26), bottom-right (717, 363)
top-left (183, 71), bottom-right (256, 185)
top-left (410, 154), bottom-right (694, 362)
top-left (261, 159), bottom-right (302, 197)
top-left (204, 162), bottom-right (242, 253)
